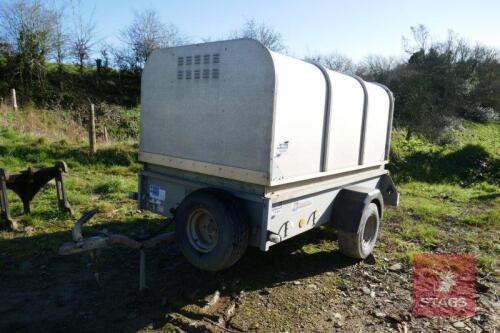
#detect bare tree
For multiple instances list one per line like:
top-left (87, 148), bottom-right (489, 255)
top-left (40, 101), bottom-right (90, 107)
top-left (436, 30), bottom-right (472, 63)
top-left (402, 24), bottom-right (431, 54)
top-left (0, 0), bottom-right (55, 53)
top-left (119, 8), bottom-right (186, 69)
top-left (357, 55), bottom-right (399, 81)
top-left (70, 0), bottom-right (97, 72)
top-left (0, 0), bottom-right (56, 92)
top-left (306, 52), bottom-right (356, 74)
top-left (231, 18), bottom-right (286, 52)
top-left (51, 5), bottom-right (68, 68)
top-left (99, 44), bottom-right (111, 69)
top-left (0, 37), bottom-right (11, 54)
top-left (112, 46), bottom-right (138, 71)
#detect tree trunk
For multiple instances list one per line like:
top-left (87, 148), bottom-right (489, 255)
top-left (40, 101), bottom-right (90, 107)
top-left (79, 55), bottom-right (84, 73)
top-left (405, 128), bottom-right (412, 140)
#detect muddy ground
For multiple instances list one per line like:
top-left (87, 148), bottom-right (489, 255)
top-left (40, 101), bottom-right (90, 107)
top-left (0, 209), bottom-right (498, 333)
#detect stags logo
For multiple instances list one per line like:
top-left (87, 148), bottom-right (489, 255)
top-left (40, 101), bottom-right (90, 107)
top-left (412, 253), bottom-right (475, 317)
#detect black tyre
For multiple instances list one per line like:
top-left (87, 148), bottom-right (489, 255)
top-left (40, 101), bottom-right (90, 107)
top-left (338, 203), bottom-right (380, 259)
top-left (175, 189), bottom-right (249, 271)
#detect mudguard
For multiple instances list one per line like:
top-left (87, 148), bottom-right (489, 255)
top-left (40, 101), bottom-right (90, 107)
top-left (331, 186), bottom-right (383, 234)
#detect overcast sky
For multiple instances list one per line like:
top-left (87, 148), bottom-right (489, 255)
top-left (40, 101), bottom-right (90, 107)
top-left (76, 0), bottom-right (500, 60)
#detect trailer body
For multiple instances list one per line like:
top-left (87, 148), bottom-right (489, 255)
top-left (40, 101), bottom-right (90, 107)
top-left (140, 39), bottom-right (393, 186)
top-left (138, 39), bottom-right (399, 269)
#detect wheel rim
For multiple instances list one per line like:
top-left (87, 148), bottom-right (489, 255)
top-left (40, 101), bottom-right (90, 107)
top-left (362, 214), bottom-right (378, 253)
top-left (186, 208), bottom-right (219, 253)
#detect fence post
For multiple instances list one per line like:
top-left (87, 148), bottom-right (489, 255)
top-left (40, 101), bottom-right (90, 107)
top-left (103, 126), bottom-right (109, 144)
top-left (11, 89), bottom-right (18, 111)
top-left (89, 104), bottom-right (96, 156)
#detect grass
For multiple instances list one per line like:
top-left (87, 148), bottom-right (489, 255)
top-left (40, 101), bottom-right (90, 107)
top-left (0, 105), bottom-right (87, 143)
top-left (0, 114), bottom-right (166, 266)
top-left (386, 183), bottom-right (499, 269)
top-left (0, 109), bottom-right (498, 274)
top-left (381, 122), bottom-right (500, 271)
top-left (454, 121), bottom-right (500, 155)
top-left (389, 122), bottom-right (499, 185)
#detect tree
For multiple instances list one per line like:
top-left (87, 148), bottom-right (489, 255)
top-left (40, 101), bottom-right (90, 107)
top-left (231, 19), bottom-right (286, 52)
top-left (0, 0), bottom-right (56, 98)
top-left (112, 46), bottom-right (138, 72)
top-left (99, 44), bottom-right (111, 69)
top-left (402, 24), bottom-right (430, 54)
top-left (119, 8), bottom-right (186, 70)
top-left (0, 37), bottom-right (12, 54)
top-left (357, 55), bottom-right (399, 82)
top-left (394, 48), bottom-right (458, 139)
top-left (51, 5), bottom-right (68, 69)
top-left (70, 0), bottom-right (97, 72)
top-left (390, 26), bottom-right (497, 139)
top-left (464, 45), bottom-right (500, 122)
top-left (306, 52), bottom-right (355, 74)
top-left (0, 0), bottom-right (55, 55)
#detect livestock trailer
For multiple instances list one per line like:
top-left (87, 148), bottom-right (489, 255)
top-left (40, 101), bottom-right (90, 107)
top-left (138, 39), bottom-right (399, 271)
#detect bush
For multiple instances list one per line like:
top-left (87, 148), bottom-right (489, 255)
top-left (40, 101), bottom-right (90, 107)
top-left (464, 106), bottom-right (499, 123)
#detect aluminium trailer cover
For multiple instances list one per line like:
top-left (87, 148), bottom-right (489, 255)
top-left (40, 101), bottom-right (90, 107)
top-left (139, 39), bottom-right (394, 187)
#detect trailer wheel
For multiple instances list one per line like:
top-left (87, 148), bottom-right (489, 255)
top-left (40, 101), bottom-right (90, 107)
top-left (337, 203), bottom-right (380, 259)
top-left (175, 189), bottom-right (249, 271)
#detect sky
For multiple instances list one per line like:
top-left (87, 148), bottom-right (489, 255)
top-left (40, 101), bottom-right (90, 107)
top-left (74, 0), bottom-right (500, 61)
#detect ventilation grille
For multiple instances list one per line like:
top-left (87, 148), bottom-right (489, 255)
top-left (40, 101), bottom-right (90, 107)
top-left (212, 68), bottom-right (219, 79)
top-left (176, 53), bottom-right (220, 80)
top-left (202, 69), bottom-right (210, 79)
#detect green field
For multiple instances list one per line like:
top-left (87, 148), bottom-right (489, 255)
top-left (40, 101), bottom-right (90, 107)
top-left (0, 107), bottom-right (498, 331)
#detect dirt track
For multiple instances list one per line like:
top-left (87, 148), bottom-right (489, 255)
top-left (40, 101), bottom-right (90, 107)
top-left (0, 214), bottom-right (498, 333)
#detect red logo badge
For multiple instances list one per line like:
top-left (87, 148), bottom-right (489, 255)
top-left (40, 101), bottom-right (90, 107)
top-left (412, 253), bottom-right (475, 317)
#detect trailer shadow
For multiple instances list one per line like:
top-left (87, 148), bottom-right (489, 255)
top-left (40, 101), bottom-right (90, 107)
top-left (0, 220), bottom-right (360, 332)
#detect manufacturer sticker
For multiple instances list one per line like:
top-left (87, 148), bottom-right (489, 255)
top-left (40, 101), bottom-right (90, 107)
top-left (275, 141), bottom-right (289, 158)
top-left (292, 199), bottom-right (312, 212)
